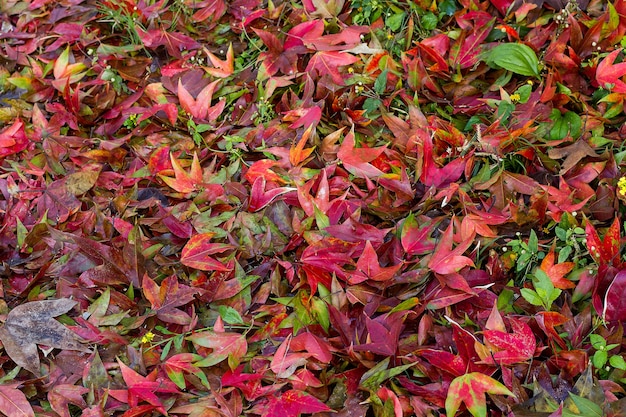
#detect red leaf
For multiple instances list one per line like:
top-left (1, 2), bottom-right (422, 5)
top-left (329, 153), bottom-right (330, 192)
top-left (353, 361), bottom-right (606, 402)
top-left (586, 217), bottom-right (622, 267)
top-left (142, 275), bottom-right (199, 324)
top-left (263, 390), bottom-right (331, 416)
top-left (536, 311), bottom-right (569, 350)
top-left (336, 128), bottom-right (385, 178)
top-left (177, 79), bottom-right (224, 122)
top-left (248, 177), bottom-right (297, 212)
top-left (305, 51), bottom-right (358, 85)
top-left (137, 27), bottom-right (200, 58)
top-left (48, 384), bottom-right (88, 417)
top-left (180, 233), bottom-right (234, 272)
top-left (427, 221), bottom-right (475, 275)
top-left (187, 330), bottom-right (248, 368)
top-left (112, 360), bottom-right (179, 414)
top-left (0, 119), bottom-right (29, 158)
top-left (401, 214), bottom-right (440, 256)
top-left (596, 49), bottom-right (626, 93)
top-left (349, 240), bottom-right (403, 284)
top-left (0, 383), bottom-right (34, 417)
top-left (449, 12), bottom-right (495, 69)
top-left (482, 318), bottom-right (536, 365)
top-left (270, 334), bottom-right (310, 378)
top-left (601, 270), bottom-right (626, 323)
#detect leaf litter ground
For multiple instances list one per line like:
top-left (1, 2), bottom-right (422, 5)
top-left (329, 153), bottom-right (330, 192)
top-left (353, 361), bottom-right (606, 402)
top-left (0, 0), bottom-right (626, 416)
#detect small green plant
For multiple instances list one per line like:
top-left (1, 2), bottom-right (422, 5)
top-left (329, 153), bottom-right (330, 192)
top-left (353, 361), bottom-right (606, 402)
top-left (97, 0), bottom-right (145, 46)
top-left (589, 334), bottom-right (623, 370)
top-left (508, 230), bottom-right (543, 276)
top-left (187, 119), bottom-right (212, 146)
top-left (520, 268), bottom-right (561, 311)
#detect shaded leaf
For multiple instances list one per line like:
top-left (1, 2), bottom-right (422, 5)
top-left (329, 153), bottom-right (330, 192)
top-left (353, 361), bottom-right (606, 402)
top-left (0, 299), bottom-right (89, 376)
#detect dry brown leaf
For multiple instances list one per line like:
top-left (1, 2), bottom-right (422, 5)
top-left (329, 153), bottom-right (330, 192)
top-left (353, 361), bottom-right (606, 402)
top-left (64, 169), bottom-right (100, 196)
top-left (547, 139), bottom-right (598, 175)
top-left (0, 299), bottom-right (90, 376)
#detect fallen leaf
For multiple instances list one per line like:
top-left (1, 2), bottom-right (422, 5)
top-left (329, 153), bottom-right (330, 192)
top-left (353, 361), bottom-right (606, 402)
top-left (547, 139), bottom-right (598, 175)
top-left (445, 372), bottom-right (515, 417)
top-left (0, 383), bottom-right (34, 417)
top-left (0, 299), bottom-right (90, 375)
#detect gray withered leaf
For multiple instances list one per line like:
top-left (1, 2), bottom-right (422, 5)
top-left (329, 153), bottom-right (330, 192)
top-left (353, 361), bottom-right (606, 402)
top-left (0, 299), bottom-right (90, 376)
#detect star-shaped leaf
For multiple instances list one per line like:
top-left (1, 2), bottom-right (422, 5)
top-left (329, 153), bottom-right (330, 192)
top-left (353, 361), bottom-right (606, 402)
top-left (445, 372), bottom-right (515, 417)
top-left (0, 299), bottom-right (90, 376)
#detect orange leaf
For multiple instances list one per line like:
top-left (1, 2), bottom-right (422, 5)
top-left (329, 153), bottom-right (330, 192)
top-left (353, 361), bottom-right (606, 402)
top-left (540, 245), bottom-right (575, 289)
top-left (159, 152), bottom-right (203, 194)
top-left (289, 125), bottom-right (316, 166)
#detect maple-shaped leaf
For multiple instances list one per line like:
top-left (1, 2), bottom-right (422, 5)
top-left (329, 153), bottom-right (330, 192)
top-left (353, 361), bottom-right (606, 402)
top-left (136, 27), bottom-right (200, 58)
top-left (539, 245), bottom-right (575, 289)
top-left (427, 221), bottom-right (475, 275)
top-left (48, 384), bottom-right (88, 417)
top-left (262, 389), bottom-right (331, 416)
top-left (253, 28), bottom-right (302, 76)
top-left (289, 124), bottom-right (317, 166)
top-left (596, 49), bottom-right (626, 93)
top-left (547, 139), bottom-right (598, 175)
top-left (305, 51), bottom-right (358, 85)
top-left (536, 311), bottom-right (569, 350)
top-left (159, 152), bottom-right (203, 194)
top-left (349, 240), bottom-right (403, 284)
top-left (586, 217), bottom-right (622, 267)
top-left (445, 372), bottom-right (515, 417)
top-left (162, 353), bottom-right (207, 390)
top-left (482, 318), bottom-right (536, 365)
top-left (142, 275), bottom-right (199, 324)
top-left (337, 128), bottom-right (385, 178)
top-left (0, 383), bottom-right (35, 417)
top-left (180, 232), bottom-right (234, 272)
top-left (401, 213), bottom-right (440, 256)
top-left (204, 44), bottom-right (234, 78)
top-left (0, 299), bottom-right (90, 376)
top-left (108, 359), bottom-right (179, 414)
top-left (353, 312), bottom-right (405, 356)
top-left (187, 330), bottom-right (248, 368)
top-left (177, 79), bottom-right (225, 122)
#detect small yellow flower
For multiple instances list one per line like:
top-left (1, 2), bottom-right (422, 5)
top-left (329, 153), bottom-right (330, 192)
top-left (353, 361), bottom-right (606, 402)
top-left (141, 331), bottom-right (155, 344)
top-left (618, 177), bottom-right (626, 196)
top-left (510, 93), bottom-right (521, 103)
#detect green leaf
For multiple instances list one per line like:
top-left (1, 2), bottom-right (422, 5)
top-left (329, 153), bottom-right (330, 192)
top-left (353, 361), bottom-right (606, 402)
top-left (520, 288), bottom-right (544, 307)
top-left (515, 84), bottom-right (532, 103)
top-left (592, 350), bottom-right (607, 369)
top-left (385, 12), bottom-right (405, 32)
top-left (549, 111), bottom-right (582, 140)
top-left (589, 334), bottom-right (606, 350)
top-left (374, 69), bottom-right (388, 95)
top-left (528, 230), bottom-right (538, 253)
top-left (217, 305), bottom-right (244, 325)
top-left (359, 357), bottom-right (414, 392)
top-left (485, 43), bottom-right (540, 76)
top-left (567, 393), bottom-right (603, 417)
top-left (610, 355), bottom-right (626, 370)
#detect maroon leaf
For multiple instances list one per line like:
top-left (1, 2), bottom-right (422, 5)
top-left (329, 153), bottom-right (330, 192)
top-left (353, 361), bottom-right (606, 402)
top-left (263, 390), bottom-right (331, 416)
